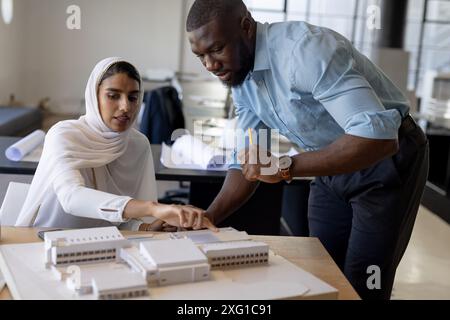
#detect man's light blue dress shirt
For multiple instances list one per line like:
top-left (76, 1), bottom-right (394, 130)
top-left (230, 21), bottom-right (409, 169)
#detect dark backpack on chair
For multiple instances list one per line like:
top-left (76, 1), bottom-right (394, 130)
top-left (140, 86), bottom-right (185, 145)
top-left (139, 86), bottom-right (188, 204)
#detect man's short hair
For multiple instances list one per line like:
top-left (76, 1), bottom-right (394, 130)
top-left (186, 0), bottom-right (246, 32)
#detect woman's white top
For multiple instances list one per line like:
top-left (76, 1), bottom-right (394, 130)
top-left (33, 134), bottom-right (155, 230)
top-left (15, 57), bottom-right (157, 229)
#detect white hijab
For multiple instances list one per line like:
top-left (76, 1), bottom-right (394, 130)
top-left (15, 57), bottom-right (157, 226)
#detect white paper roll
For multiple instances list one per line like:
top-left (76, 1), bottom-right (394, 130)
top-left (5, 130), bottom-right (45, 162)
top-left (171, 134), bottom-right (226, 169)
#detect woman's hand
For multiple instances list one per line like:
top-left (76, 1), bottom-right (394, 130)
top-left (124, 200), bottom-right (218, 232)
top-left (139, 220), bottom-right (179, 232)
top-left (139, 219), bottom-right (165, 231)
top-left (151, 203), bottom-right (218, 232)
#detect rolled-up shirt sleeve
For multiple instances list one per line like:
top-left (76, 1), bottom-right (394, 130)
top-left (291, 31), bottom-right (402, 140)
top-left (53, 169), bottom-right (133, 224)
top-left (229, 92), bottom-right (271, 170)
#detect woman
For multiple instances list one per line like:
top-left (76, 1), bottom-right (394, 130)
top-left (15, 57), bottom-right (216, 232)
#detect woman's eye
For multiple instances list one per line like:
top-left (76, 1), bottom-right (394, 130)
top-left (129, 96), bottom-right (138, 102)
top-left (107, 94), bottom-right (120, 100)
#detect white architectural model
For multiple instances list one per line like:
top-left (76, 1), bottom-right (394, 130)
top-left (91, 266), bottom-right (149, 300)
top-left (119, 247), bottom-right (158, 282)
top-left (120, 239), bottom-right (211, 286)
top-left (63, 263), bottom-right (149, 300)
top-left (169, 227), bottom-right (251, 243)
top-left (44, 227), bottom-right (130, 268)
top-left (43, 226), bottom-right (270, 299)
top-left (199, 241), bottom-right (269, 269)
top-left (168, 228), bottom-right (269, 269)
top-left (139, 239), bottom-right (210, 285)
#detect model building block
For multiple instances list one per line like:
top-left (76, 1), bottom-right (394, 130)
top-left (120, 246), bottom-right (158, 282)
top-left (91, 265), bottom-right (149, 300)
top-left (139, 238), bottom-right (210, 285)
top-left (168, 227), bottom-right (251, 244)
top-left (44, 227), bottom-right (131, 268)
top-left (63, 263), bottom-right (149, 299)
top-left (200, 240), bottom-right (269, 269)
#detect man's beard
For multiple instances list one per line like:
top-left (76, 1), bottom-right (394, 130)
top-left (221, 39), bottom-right (253, 88)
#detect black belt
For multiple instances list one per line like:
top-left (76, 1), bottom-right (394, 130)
top-left (399, 114), bottom-right (416, 137)
top-left (398, 114), bottom-right (426, 143)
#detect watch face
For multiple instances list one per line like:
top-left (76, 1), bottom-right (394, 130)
top-left (279, 156), bottom-right (292, 170)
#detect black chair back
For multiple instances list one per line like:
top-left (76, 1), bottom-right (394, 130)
top-left (140, 86), bottom-right (185, 145)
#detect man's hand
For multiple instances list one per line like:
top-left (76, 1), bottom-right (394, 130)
top-left (238, 145), bottom-right (283, 183)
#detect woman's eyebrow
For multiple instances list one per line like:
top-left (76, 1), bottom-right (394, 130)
top-left (105, 88), bottom-right (140, 94)
top-left (105, 88), bottom-right (122, 92)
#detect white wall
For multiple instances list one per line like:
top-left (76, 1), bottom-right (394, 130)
top-left (179, 0), bottom-right (211, 77)
top-left (0, 0), bottom-right (26, 105)
top-left (1, 0), bottom-right (217, 114)
top-left (18, 0), bottom-right (184, 114)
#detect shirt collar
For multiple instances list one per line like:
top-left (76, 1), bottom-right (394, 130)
top-left (252, 22), bottom-right (270, 73)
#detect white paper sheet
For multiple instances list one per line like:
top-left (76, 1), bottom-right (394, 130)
top-left (5, 130), bottom-right (45, 162)
top-left (0, 269), bottom-right (5, 293)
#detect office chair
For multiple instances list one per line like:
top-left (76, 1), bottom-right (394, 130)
top-left (139, 86), bottom-right (189, 204)
top-left (0, 182), bottom-right (31, 227)
top-left (1, 180), bottom-right (28, 289)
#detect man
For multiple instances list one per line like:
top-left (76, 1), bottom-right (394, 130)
top-left (186, 0), bottom-right (428, 299)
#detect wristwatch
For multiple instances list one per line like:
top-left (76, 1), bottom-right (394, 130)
top-left (278, 155), bottom-right (293, 181)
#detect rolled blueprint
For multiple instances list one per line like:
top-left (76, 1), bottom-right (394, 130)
top-left (171, 134), bottom-right (227, 170)
top-left (5, 130), bottom-right (45, 161)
